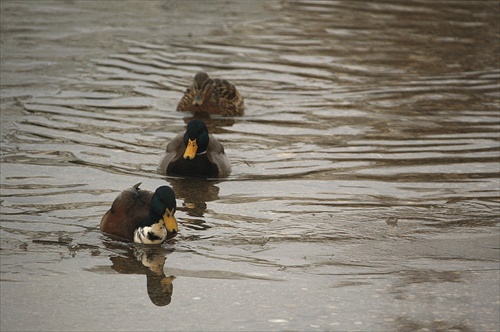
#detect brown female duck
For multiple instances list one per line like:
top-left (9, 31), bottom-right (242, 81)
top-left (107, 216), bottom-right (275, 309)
top-left (177, 71), bottom-right (244, 116)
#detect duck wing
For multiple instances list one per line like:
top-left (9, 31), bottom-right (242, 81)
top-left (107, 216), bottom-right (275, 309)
top-left (176, 85), bottom-right (194, 113)
top-left (158, 133), bottom-right (185, 175)
top-left (212, 78), bottom-right (244, 116)
top-left (100, 183), bottom-right (153, 241)
top-left (207, 134), bottom-right (231, 177)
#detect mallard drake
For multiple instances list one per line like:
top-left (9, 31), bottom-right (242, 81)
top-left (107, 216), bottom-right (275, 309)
top-left (158, 119), bottom-right (231, 178)
top-left (100, 183), bottom-right (179, 244)
top-left (177, 71), bottom-right (244, 116)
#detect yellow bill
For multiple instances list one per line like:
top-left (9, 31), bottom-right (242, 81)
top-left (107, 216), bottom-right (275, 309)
top-left (183, 138), bottom-right (198, 160)
top-left (163, 209), bottom-right (178, 234)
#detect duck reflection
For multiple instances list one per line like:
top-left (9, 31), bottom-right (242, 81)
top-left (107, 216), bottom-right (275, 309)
top-left (97, 243), bottom-right (176, 306)
top-left (166, 112), bottom-right (228, 232)
top-left (168, 177), bottom-right (219, 231)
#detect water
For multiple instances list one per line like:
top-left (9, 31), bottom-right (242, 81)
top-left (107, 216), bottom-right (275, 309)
top-left (1, 1), bottom-right (499, 331)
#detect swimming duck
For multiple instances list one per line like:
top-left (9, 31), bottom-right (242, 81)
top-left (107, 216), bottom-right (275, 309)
top-left (158, 119), bottom-right (231, 178)
top-left (177, 71), bottom-right (244, 116)
top-left (100, 183), bottom-right (179, 244)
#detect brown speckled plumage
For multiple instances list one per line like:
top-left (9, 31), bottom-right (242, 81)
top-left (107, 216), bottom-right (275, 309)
top-left (177, 72), bottom-right (244, 116)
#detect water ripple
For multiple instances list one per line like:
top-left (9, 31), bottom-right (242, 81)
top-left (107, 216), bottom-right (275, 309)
top-left (1, 0), bottom-right (498, 264)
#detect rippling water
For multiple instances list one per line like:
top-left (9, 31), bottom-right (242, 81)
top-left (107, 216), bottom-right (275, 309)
top-left (1, 1), bottom-right (499, 331)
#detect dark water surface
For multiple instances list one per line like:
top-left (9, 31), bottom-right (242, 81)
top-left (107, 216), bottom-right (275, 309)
top-left (1, 1), bottom-right (499, 331)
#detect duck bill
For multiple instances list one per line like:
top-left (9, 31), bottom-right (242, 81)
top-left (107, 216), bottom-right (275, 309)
top-left (193, 92), bottom-right (203, 106)
top-left (183, 138), bottom-right (198, 160)
top-left (163, 212), bottom-right (178, 234)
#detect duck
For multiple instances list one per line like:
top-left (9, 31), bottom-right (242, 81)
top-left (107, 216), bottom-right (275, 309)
top-left (100, 183), bottom-right (179, 244)
top-left (177, 71), bottom-right (244, 116)
top-left (158, 119), bottom-right (231, 178)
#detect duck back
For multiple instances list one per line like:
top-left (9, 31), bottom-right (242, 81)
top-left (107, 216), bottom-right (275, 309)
top-left (100, 184), bottom-right (152, 241)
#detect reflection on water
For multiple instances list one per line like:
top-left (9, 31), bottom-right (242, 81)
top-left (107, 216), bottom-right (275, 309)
top-left (169, 177), bottom-right (219, 219)
top-left (1, 0), bottom-right (498, 331)
top-left (88, 243), bottom-right (176, 307)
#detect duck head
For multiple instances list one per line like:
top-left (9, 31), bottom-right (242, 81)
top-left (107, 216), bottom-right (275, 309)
top-left (183, 119), bottom-right (209, 160)
top-left (134, 186), bottom-right (178, 244)
top-left (192, 72), bottom-right (214, 107)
